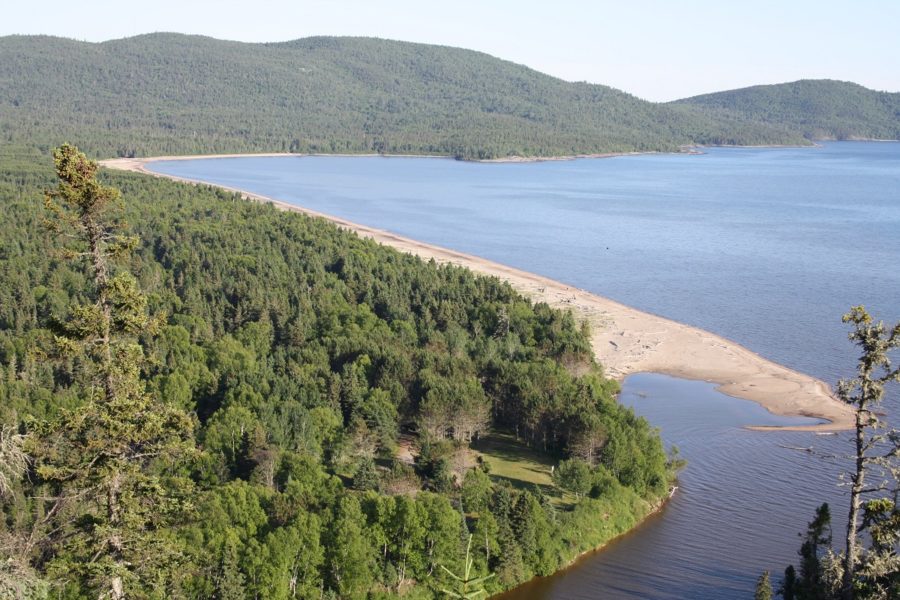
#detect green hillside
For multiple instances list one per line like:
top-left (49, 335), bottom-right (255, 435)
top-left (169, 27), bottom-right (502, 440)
top-left (0, 146), bottom-right (671, 597)
top-left (0, 33), bottom-right (807, 159)
top-left (673, 79), bottom-right (900, 141)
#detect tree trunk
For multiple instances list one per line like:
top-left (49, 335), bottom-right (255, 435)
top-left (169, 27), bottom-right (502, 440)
top-left (85, 214), bottom-right (115, 402)
top-left (110, 576), bottom-right (124, 600)
top-left (108, 470), bottom-right (126, 600)
top-left (842, 405), bottom-right (866, 600)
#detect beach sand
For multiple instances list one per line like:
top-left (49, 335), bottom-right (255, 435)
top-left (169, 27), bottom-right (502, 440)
top-left (101, 154), bottom-right (855, 431)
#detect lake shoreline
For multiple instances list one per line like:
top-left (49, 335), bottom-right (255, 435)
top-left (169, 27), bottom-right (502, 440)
top-left (494, 486), bottom-right (675, 599)
top-left (103, 149), bottom-right (670, 165)
top-left (100, 154), bottom-right (856, 431)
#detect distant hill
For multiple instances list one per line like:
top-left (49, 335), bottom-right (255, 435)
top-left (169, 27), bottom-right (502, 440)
top-left (1, 34), bottom-right (893, 159)
top-left (672, 80), bottom-right (900, 142)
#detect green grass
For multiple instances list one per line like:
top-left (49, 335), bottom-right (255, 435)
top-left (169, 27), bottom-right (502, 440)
top-left (471, 433), bottom-right (575, 507)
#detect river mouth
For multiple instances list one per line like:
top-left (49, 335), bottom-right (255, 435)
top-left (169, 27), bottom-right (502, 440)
top-left (126, 142), bottom-right (897, 598)
top-left (499, 373), bottom-right (846, 600)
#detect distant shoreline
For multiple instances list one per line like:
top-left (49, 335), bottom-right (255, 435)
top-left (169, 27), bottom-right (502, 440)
top-left (100, 154), bottom-right (856, 431)
top-left (101, 139), bottom-right (897, 167)
top-left (103, 149), bottom-right (671, 165)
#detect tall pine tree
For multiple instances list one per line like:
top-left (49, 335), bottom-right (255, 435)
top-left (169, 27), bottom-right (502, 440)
top-left (30, 145), bottom-right (195, 598)
top-left (837, 307), bottom-right (900, 599)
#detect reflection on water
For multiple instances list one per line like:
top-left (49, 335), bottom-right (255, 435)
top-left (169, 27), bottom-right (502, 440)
top-left (500, 374), bottom-right (848, 600)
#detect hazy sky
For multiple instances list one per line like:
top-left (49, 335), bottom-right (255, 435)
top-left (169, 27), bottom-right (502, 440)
top-left (4, 0), bottom-right (899, 101)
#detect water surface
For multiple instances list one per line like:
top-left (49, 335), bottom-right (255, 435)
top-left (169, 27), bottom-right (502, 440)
top-left (499, 374), bottom-right (842, 600)
top-left (151, 143), bottom-right (900, 598)
top-left (152, 143), bottom-right (900, 384)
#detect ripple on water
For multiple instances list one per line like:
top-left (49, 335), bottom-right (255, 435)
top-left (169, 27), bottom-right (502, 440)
top-left (497, 374), bottom-right (849, 600)
top-left (148, 143), bottom-right (898, 599)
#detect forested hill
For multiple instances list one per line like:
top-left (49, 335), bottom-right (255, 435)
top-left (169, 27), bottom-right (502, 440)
top-left (0, 146), bottom-right (672, 597)
top-left (672, 80), bottom-right (900, 141)
top-left (0, 33), bottom-right (809, 159)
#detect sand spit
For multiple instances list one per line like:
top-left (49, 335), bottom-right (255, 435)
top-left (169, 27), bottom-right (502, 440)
top-left (101, 155), bottom-right (855, 431)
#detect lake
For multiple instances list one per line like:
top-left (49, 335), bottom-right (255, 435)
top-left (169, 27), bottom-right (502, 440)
top-left (150, 142), bottom-right (900, 598)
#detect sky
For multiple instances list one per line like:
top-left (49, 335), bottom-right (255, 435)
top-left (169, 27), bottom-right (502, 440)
top-left (3, 0), bottom-right (899, 102)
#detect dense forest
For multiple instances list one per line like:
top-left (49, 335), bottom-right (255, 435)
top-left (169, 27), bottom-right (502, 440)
top-left (0, 34), bottom-right (820, 159)
top-left (673, 80), bottom-right (900, 142)
top-left (0, 145), bottom-right (674, 598)
top-left (3, 32), bottom-right (895, 600)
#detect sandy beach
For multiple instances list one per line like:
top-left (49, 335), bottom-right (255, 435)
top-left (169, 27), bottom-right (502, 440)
top-left (101, 154), bottom-right (856, 431)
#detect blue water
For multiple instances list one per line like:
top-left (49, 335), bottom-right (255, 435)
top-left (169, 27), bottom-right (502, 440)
top-left (153, 143), bottom-right (900, 384)
top-left (151, 142), bottom-right (900, 598)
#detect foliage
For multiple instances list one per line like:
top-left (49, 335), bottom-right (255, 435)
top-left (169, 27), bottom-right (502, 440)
top-left (779, 308), bottom-right (900, 600)
top-left (26, 146), bottom-right (196, 598)
top-left (756, 571), bottom-right (773, 600)
top-left (0, 149), bottom-right (673, 597)
top-left (440, 535), bottom-right (494, 599)
top-left (0, 34), bottom-right (832, 160)
top-left (674, 80), bottom-right (900, 142)
top-left (836, 308), bottom-right (900, 598)
top-left (0, 426), bottom-right (28, 498)
top-left (781, 504), bottom-right (836, 600)
top-left (554, 459), bottom-right (593, 499)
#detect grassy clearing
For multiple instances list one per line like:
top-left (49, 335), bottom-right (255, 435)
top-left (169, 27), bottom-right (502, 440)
top-left (471, 432), bottom-right (575, 507)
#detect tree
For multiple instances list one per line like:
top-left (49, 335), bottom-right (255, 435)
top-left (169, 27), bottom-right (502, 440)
top-left (0, 426), bottom-right (27, 498)
top-left (511, 490), bottom-right (556, 576)
top-left (836, 307), bottom-right (900, 599)
top-left (782, 565), bottom-right (798, 600)
top-left (755, 570), bottom-right (773, 600)
top-left (461, 468), bottom-right (493, 515)
top-left (352, 456), bottom-right (379, 491)
top-left (440, 535), bottom-right (494, 599)
top-left (567, 413), bottom-right (607, 465)
top-left (857, 498), bottom-right (900, 598)
top-left (324, 496), bottom-right (375, 599)
top-left (554, 458), bottom-right (592, 499)
top-left (30, 145), bottom-right (195, 598)
top-left (782, 504), bottom-right (834, 600)
top-left (451, 380), bottom-right (491, 443)
top-left (385, 495), bottom-right (428, 587)
top-left (779, 307), bottom-right (900, 600)
top-left (0, 427), bottom-right (48, 599)
top-left (246, 516), bottom-right (324, 600)
top-left (417, 393), bottom-right (453, 441)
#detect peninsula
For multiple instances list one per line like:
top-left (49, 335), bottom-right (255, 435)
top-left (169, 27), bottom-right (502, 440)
top-left (102, 155), bottom-right (855, 431)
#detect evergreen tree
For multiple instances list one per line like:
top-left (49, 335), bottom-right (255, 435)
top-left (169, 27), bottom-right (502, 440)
top-left (352, 456), bottom-right (379, 491)
top-left (0, 427), bottom-right (48, 599)
top-left (214, 542), bottom-right (247, 600)
top-left (779, 308), bottom-right (900, 600)
top-left (440, 535), bottom-right (494, 599)
top-left (29, 145), bottom-right (195, 598)
top-left (800, 504), bottom-right (833, 598)
top-left (782, 565), bottom-right (798, 600)
top-left (755, 571), bottom-right (773, 600)
top-left (0, 427), bottom-right (27, 498)
top-left (836, 307), bottom-right (900, 599)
